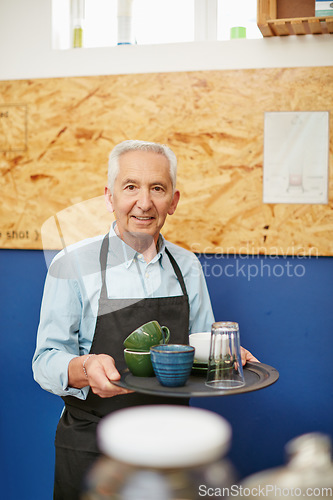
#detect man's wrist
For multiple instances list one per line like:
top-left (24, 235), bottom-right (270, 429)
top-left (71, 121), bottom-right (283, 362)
top-left (82, 354), bottom-right (95, 378)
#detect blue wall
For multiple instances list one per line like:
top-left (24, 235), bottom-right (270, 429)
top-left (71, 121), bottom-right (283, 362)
top-left (1, 249), bottom-right (333, 499)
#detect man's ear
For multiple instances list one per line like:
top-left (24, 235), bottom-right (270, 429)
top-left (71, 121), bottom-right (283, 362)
top-left (104, 186), bottom-right (114, 213)
top-left (168, 189), bottom-right (180, 216)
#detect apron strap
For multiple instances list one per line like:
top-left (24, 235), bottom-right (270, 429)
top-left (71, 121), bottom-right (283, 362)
top-left (165, 247), bottom-right (188, 297)
top-left (99, 234), bottom-right (110, 300)
top-left (99, 233), bottom-right (189, 299)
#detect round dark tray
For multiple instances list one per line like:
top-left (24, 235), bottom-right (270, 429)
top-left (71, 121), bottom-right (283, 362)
top-left (113, 362), bottom-right (279, 398)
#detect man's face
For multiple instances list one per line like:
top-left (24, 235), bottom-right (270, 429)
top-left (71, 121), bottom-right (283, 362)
top-left (105, 150), bottom-right (180, 245)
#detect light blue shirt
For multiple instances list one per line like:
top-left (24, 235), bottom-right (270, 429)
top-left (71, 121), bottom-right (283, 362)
top-left (32, 224), bottom-right (215, 400)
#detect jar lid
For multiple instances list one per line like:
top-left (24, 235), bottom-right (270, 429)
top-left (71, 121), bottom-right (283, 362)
top-left (97, 405), bottom-right (232, 468)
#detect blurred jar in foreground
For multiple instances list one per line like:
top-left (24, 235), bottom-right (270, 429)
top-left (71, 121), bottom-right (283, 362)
top-left (82, 405), bottom-right (236, 499)
top-left (241, 433), bottom-right (333, 499)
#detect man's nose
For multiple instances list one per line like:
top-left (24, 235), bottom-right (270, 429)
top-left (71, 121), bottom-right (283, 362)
top-left (136, 189), bottom-right (153, 211)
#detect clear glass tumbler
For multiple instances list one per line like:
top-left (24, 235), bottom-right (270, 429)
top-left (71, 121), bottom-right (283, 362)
top-left (205, 322), bottom-right (245, 389)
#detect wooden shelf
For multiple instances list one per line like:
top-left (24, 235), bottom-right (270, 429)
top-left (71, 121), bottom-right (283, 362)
top-left (257, 0), bottom-right (333, 37)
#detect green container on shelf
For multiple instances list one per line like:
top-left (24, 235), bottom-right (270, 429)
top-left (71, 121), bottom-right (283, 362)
top-left (230, 26), bottom-right (247, 39)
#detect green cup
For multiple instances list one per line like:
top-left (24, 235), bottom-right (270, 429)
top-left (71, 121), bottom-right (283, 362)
top-left (124, 349), bottom-right (155, 377)
top-left (123, 320), bottom-right (170, 351)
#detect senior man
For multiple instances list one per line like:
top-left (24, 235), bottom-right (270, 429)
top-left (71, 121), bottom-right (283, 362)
top-left (33, 140), bottom-right (257, 499)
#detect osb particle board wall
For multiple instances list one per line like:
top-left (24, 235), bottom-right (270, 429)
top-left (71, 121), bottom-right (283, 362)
top-left (0, 67), bottom-right (332, 255)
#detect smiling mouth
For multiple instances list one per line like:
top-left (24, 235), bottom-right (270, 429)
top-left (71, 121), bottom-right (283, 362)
top-left (132, 216), bottom-right (155, 221)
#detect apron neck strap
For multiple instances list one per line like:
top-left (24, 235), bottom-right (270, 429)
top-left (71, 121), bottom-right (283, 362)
top-left (99, 234), bottom-right (188, 298)
top-left (165, 247), bottom-right (188, 296)
top-left (99, 234), bottom-right (109, 299)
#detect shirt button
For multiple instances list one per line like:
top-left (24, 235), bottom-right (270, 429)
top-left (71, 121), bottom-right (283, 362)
top-left (145, 272), bottom-right (149, 278)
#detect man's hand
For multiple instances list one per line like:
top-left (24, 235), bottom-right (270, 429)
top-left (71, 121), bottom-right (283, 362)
top-left (240, 347), bottom-right (259, 366)
top-left (68, 354), bottom-right (133, 398)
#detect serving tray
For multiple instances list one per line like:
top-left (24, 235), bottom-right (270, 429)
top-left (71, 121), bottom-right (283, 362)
top-left (113, 362), bottom-right (279, 398)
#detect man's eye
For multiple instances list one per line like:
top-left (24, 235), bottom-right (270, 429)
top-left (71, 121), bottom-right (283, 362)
top-left (125, 185), bottom-right (136, 191)
top-left (153, 186), bottom-right (163, 192)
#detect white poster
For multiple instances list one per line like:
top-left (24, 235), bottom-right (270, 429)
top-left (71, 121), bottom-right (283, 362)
top-left (263, 111), bottom-right (329, 204)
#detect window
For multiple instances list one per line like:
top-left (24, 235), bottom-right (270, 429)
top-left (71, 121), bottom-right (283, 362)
top-left (217, 0), bottom-right (262, 40)
top-left (132, 0), bottom-right (195, 45)
top-left (52, 0), bottom-right (261, 50)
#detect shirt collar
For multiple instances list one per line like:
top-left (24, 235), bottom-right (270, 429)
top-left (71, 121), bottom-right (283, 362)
top-left (108, 222), bottom-right (166, 268)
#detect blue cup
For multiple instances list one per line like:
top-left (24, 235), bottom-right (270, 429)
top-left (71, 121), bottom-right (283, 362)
top-left (150, 344), bottom-right (195, 387)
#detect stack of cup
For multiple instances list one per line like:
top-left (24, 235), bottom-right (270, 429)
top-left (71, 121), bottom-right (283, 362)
top-left (123, 321), bottom-right (170, 377)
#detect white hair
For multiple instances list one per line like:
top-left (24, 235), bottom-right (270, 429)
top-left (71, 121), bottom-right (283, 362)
top-left (108, 140), bottom-right (177, 194)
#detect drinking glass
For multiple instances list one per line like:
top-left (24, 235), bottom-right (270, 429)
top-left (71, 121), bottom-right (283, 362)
top-left (205, 322), bottom-right (245, 389)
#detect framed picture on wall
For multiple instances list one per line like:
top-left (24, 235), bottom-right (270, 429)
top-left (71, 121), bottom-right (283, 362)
top-left (263, 111), bottom-right (329, 204)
